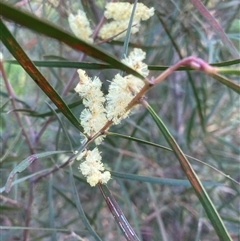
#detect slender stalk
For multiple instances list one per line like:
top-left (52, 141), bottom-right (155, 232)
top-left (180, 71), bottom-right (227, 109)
top-left (153, 57), bottom-right (217, 84)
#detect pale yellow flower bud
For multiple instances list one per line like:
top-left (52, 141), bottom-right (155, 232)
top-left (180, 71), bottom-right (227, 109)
top-left (122, 48), bottom-right (149, 77)
top-left (106, 48), bottom-right (148, 124)
top-left (74, 47), bottom-right (149, 186)
top-left (75, 70), bottom-right (107, 145)
top-left (99, 20), bottom-right (140, 40)
top-left (106, 74), bottom-right (133, 124)
top-left (99, 2), bottom-right (154, 40)
top-left (79, 148), bottom-right (111, 187)
top-left (104, 2), bottom-right (154, 21)
top-left (68, 10), bottom-right (93, 43)
top-left (100, 171), bottom-right (111, 184)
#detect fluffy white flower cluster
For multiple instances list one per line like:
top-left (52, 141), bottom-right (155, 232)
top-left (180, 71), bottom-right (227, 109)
top-left (69, 3), bottom-right (153, 187)
top-left (79, 148), bottom-right (111, 187)
top-left (74, 69), bottom-right (107, 145)
top-left (75, 48), bottom-right (147, 128)
top-left (104, 2), bottom-right (154, 22)
top-left (99, 2), bottom-right (154, 40)
top-left (106, 48), bottom-right (148, 124)
top-left (75, 48), bottom-right (148, 186)
top-left (122, 48), bottom-right (149, 77)
top-left (68, 3), bottom-right (154, 42)
top-left (68, 10), bottom-right (93, 43)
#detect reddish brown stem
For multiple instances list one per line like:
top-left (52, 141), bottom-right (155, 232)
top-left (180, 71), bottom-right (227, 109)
top-left (153, 56), bottom-right (217, 85)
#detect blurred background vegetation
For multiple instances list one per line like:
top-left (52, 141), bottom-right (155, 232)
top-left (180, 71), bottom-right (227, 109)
top-left (1, 0), bottom-right (239, 240)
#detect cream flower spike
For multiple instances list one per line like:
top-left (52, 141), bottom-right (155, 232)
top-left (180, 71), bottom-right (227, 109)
top-left (99, 2), bottom-right (154, 40)
top-left (106, 48), bottom-right (148, 124)
top-left (104, 2), bottom-right (154, 21)
top-left (75, 70), bottom-right (107, 145)
top-left (68, 10), bottom-right (93, 43)
top-left (106, 74), bottom-right (134, 124)
top-left (74, 49), bottom-right (149, 186)
top-left (122, 48), bottom-right (149, 77)
top-left (98, 20), bottom-right (140, 40)
top-left (79, 148), bottom-right (111, 187)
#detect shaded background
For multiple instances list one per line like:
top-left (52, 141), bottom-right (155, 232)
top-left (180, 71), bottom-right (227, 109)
top-left (1, 0), bottom-right (239, 240)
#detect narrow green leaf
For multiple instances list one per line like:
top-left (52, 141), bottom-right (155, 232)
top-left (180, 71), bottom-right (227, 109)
top-left (0, 20), bottom-right (83, 132)
top-left (0, 2), bottom-right (143, 79)
top-left (186, 107), bottom-right (197, 145)
top-left (98, 184), bottom-right (141, 241)
top-left (216, 68), bottom-right (240, 75)
top-left (4, 151), bottom-right (71, 193)
top-left (187, 72), bottom-right (206, 132)
top-left (0, 206), bottom-right (21, 211)
top-left (144, 101), bottom-right (232, 241)
top-left (210, 59), bottom-right (240, 67)
top-left (6, 59), bottom-right (240, 70)
top-left (121, 0), bottom-right (138, 58)
top-left (107, 132), bottom-right (172, 151)
top-left (108, 132), bottom-right (239, 185)
top-left (9, 100), bottom-right (83, 118)
top-left (0, 226), bottom-right (69, 232)
top-left (5, 60), bottom-right (113, 69)
top-left (111, 171), bottom-right (220, 187)
top-left (221, 216), bottom-right (240, 224)
top-left (210, 73), bottom-right (240, 94)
